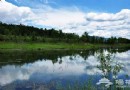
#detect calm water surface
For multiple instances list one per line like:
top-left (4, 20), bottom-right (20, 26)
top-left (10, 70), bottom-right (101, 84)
top-left (0, 48), bottom-right (130, 90)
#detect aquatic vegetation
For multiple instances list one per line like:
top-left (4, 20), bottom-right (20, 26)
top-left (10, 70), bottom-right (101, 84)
top-left (97, 52), bottom-right (123, 78)
top-left (96, 52), bottom-right (130, 90)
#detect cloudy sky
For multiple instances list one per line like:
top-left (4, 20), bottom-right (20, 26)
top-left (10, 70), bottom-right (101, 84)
top-left (0, 0), bottom-right (130, 39)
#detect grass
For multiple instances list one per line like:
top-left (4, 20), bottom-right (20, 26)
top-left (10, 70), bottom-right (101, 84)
top-left (0, 42), bottom-right (97, 50)
top-left (0, 42), bottom-right (130, 51)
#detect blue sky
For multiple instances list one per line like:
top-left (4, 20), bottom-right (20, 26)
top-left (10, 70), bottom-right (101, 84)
top-left (0, 0), bottom-right (130, 38)
top-left (6, 0), bottom-right (130, 13)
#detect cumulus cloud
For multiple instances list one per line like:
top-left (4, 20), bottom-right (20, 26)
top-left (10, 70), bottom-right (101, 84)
top-left (0, 0), bottom-right (35, 24)
top-left (34, 8), bottom-right (130, 38)
top-left (0, 0), bottom-right (130, 39)
top-left (84, 9), bottom-right (130, 38)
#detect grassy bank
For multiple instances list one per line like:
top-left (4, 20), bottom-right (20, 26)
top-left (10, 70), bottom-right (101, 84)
top-left (0, 42), bottom-right (130, 51)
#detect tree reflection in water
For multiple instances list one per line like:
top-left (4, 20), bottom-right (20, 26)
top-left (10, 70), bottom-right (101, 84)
top-left (0, 48), bottom-right (130, 90)
top-left (96, 51), bottom-right (129, 90)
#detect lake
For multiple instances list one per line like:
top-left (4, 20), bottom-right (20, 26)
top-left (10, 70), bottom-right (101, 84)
top-left (0, 48), bottom-right (130, 90)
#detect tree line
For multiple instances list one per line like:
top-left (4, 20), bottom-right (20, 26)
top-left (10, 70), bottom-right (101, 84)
top-left (0, 22), bottom-right (130, 44)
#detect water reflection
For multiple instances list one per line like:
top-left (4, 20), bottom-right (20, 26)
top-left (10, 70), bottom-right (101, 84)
top-left (96, 52), bottom-right (124, 90)
top-left (0, 48), bottom-right (130, 89)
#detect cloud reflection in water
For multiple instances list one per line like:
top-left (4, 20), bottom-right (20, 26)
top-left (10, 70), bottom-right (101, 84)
top-left (0, 50), bottom-right (130, 86)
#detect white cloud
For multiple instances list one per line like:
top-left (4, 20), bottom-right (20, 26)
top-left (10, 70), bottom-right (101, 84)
top-left (28, 8), bottom-right (130, 39)
top-left (35, 10), bottom-right (86, 27)
top-left (84, 9), bottom-right (130, 38)
top-left (0, 0), bottom-right (34, 24)
top-left (0, 0), bottom-right (130, 39)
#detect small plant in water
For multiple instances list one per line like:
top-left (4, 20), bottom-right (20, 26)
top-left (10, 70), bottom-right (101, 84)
top-left (96, 52), bottom-right (126, 90)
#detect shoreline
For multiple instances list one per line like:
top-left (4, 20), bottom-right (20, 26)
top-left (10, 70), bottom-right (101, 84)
top-left (0, 42), bottom-right (130, 51)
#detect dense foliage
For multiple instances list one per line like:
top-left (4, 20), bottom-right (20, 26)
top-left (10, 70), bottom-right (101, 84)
top-left (0, 22), bottom-right (130, 44)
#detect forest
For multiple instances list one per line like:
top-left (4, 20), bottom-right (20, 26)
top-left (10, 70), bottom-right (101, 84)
top-left (0, 22), bottom-right (130, 44)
